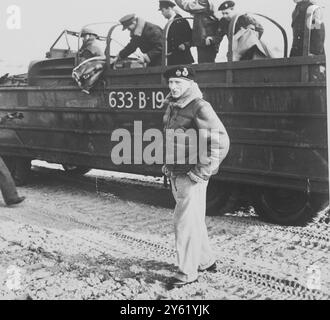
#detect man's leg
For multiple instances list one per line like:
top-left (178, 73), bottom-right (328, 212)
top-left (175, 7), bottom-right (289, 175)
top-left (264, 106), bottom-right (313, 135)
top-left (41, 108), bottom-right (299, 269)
top-left (199, 215), bottom-right (216, 271)
top-left (194, 178), bottom-right (216, 270)
top-left (172, 175), bottom-right (209, 283)
top-left (0, 157), bottom-right (20, 204)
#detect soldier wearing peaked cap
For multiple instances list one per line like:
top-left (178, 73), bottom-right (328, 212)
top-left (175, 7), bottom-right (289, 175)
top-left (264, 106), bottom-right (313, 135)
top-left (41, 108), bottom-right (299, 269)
top-left (159, 0), bottom-right (194, 65)
top-left (159, 0), bottom-right (176, 8)
top-left (78, 27), bottom-right (103, 62)
top-left (162, 65), bottom-right (230, 289)
top-left (114, 14), bottom-right (163, 67)
top-left (119, 14), bottom-right (136, 30)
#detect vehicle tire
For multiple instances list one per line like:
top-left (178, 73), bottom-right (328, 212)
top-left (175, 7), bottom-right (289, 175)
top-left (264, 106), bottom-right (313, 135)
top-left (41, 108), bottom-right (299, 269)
top-left (62, 165), bottom-right (91, 175)
top-left (206, 181), bottom-right (238, 216)
top-left (3, 156), bottom-right (31, 186)
top-left (254, 187), bottom-right (315, 226)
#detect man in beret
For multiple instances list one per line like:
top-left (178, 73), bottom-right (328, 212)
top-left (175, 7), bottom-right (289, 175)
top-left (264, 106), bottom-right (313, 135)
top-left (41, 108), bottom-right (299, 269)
top-left (216, 1), bottom-right (265, 60)
top-left (174, 0), bottom-right (222, 63)
top-left (78, 27), bottom-right (103, 62)
top-left (0, 116), bottom-right (25, 207)
top-left (159, 0), bottom-right (194, 65)
top-left (162, 65), bottom-right (230, 289)
top-left (290, 0), bottom-right (325, 57)
top-left (113, 14), bottom-right (163, 67)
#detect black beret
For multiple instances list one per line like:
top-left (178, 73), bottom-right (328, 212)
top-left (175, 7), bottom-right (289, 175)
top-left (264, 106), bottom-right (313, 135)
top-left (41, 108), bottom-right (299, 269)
top-left (163, 66), bottom-right (195, 81)
top-left (218, 1), bottom-right (235, 11)
top-left (159, 0), bottom-right (176, 10)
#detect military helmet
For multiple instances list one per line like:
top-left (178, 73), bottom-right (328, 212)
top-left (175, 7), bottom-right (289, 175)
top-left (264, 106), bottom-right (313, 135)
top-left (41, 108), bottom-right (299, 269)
top-left (81, 27), bottom-right (98, 37)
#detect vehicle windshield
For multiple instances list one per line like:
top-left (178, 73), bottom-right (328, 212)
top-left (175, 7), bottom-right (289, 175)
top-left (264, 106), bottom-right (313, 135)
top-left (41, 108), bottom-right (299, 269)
top-left (52, 31), bottom-right (79, 53)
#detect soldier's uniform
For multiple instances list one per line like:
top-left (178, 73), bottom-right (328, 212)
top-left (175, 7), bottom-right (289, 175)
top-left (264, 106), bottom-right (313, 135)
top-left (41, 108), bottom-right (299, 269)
top-left (119, 14), bottom-right (163, 67)
top-left (215, 1), bottom-right (265, 61)
top-left (290, 0), bottom-right (325, 57)
top-left (166, 13), bottom-right (194, 65)
top-left (217, 14), bottom-right (264, 43)
top-left (159, 0), bottom-right (194, 65)
top-left (175, 0), bottom-right (220, 63)
top-left (162, 66), bottom-right (230, 287)
top-left (79, 40), bottom-right (103, 61)
top-left (78, 28), bottom-right (103, 62)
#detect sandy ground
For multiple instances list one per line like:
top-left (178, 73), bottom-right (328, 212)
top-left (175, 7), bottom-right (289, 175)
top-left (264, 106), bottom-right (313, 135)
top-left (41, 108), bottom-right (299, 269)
top-left (0, 162), bottom-right (329, 300)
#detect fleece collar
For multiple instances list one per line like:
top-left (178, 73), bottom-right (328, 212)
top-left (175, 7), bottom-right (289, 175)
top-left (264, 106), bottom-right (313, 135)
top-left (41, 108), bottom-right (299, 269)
top-left (133, 17), bottom-right (146, 36)
top-left (165, 81), bottom-right (203, 109)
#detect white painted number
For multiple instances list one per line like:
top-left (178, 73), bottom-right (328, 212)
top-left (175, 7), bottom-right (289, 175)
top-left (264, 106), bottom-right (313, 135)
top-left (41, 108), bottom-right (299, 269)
top-left (117, 92), bottom-right (125, 109)
top-left (109, 91), bottom-right (117, 108)
top-left (125, 92), bottom-right (134, 109)
top-left (152, 91), bottom-right (165, 109)
top-left (109, 91), bottom-right (164, 109)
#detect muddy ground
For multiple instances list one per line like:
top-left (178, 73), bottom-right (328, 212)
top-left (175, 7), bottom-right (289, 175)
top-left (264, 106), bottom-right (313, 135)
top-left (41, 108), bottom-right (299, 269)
top-left (0, 162), bottom-right (329, 300)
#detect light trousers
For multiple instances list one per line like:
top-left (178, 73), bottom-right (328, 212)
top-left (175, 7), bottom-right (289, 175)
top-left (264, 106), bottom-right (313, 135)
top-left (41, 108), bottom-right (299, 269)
top-left (170, 174), bottom-right (215, 282)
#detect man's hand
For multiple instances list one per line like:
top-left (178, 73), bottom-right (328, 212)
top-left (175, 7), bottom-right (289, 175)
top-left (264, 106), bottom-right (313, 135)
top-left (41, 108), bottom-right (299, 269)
top-left (111, 55), bottom-right (120, 69)
top-left (162, 165), bottom-right (170, 177)
top-left (112, 55), bottom-right (119, 64)
top-left (187, 171), bottom-right (206, 184)
top-left (136, 56), bottom-right (145, 64)
top-left (136, 54), bottom-right (150, 66)
top-left (178, 44), bottom-right (186, 51)
top-left (205, 37), bottom-right (213, 46)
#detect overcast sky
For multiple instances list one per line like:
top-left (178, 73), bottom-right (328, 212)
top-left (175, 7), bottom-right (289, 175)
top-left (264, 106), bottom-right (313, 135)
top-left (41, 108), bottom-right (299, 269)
top-left (0, 0), bottom-right (327, 74)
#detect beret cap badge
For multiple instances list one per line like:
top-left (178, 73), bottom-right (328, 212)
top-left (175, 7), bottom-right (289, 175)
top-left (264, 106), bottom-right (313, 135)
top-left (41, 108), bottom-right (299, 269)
top-left (163, 65), bottom-right (195, 81)
top-left (176, 70), bottom-right (182, 77)
top-left (182, 68), bottom-right (189, 77)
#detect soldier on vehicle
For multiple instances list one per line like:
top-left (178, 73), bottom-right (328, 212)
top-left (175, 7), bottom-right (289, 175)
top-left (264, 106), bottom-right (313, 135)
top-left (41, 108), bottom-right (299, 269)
top-left (174, 0), bottom-right (221, 63)
top-left (0, 115), bottom-right (25, 207)
top-left (217, 1), bottom-right (264, 39)
top-left (113, 14), bottom-right (163, 67)
top-left (78, 27), bottom-right (103, 62)
top-left (290, 0), bottom-right (325, 57)
top-left (159, 0), bottom-right (194, 65)
top-left (162, 66), bottom-right (230, 289)
top-left (216, 1), bottom-right (269, 61)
